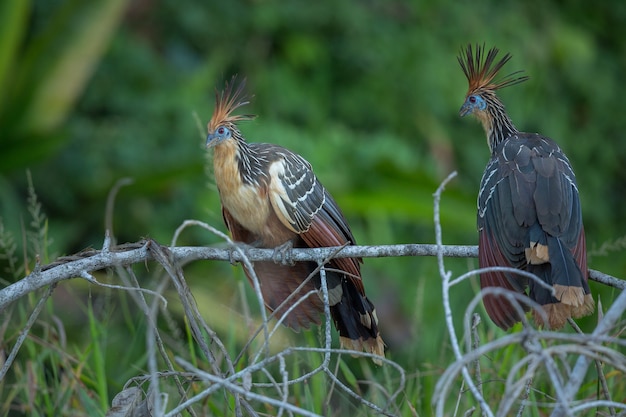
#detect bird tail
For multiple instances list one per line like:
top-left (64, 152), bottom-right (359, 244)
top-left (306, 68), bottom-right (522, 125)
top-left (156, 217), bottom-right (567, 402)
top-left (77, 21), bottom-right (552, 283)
top-left (529, 235), bottom-right (594, 329)
top-left (325, 272), bottom-right (385, 365)
top-left (248, 261), bottom-right (385, 364)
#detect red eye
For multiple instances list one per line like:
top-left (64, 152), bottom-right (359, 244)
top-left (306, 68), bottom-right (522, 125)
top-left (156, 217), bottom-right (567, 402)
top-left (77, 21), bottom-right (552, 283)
top-left (469, 96), bottom-right (477, 103)
top-left (217, 127), bottom-right (225, 134)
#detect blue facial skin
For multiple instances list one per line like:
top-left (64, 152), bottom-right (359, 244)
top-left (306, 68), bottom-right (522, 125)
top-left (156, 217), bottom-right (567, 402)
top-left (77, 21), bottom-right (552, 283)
top-left (459, 94), bottom-right (487, 117)
top-left (206, 125), bottom-right (232, 147)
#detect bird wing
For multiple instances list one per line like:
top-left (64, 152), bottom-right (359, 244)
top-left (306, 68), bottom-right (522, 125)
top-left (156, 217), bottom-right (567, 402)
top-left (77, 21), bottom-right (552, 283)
top-left (266, 150), bottom-right (324, 234)
top-left (528, 136), bottom-right (583, 247)
top-left (266, 149), bottom-right (363, 289)
top-left (479, 133), bottom-right (584, 266)
top-left (478, 228), bottom-right (528, 329)
top-left (478, 153), bottom-right (530, 329)
top-left (478, 153), bottom-right (529, 272)
top-left (478, 133), bottom-right (587, 328)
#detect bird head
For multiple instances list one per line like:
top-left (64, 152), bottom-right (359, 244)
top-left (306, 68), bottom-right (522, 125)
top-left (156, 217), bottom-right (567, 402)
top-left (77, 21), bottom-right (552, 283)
top-left (459, 93), bottom-right (488, 117)
top-left (458, 44), bottom-right (528, 120)
top-left (206, 76), bottom-right (256, 148)
top-left (206, 124), bottom-right (235, 148)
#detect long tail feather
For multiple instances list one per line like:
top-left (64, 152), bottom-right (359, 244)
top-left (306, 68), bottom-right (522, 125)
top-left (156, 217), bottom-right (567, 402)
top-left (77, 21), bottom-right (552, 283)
top-left (328, 273), bottom-right (385, 364)
top-left (529, 236), bottom-right (594, 328)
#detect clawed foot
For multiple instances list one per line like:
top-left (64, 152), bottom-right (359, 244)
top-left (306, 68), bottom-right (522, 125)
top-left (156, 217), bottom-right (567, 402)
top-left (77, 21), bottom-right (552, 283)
top-left (227, 241), bottom-right (258, 265)
top-left (272, 241), bottom-right (295, 266)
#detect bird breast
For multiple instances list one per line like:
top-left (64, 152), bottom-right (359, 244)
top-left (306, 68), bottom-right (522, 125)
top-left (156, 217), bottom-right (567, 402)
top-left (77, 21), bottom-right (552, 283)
top-left (213, 146), bottom-right (271, 236)
top-left (221, 183), bottom-right (270, 235)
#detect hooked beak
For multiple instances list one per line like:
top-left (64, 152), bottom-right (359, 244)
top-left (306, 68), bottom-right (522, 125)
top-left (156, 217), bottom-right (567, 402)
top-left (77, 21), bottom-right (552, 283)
top-left (459, 102), bottom-right (472, 117)
top-left (206, 132), bottom-right (219, 148)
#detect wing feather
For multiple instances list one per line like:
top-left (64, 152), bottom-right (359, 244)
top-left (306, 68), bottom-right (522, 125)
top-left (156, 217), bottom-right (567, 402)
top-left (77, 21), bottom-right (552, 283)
top-left (267, 150), bottom-right (363, 291)
top-left (478, 133), bottom-right (590, 328)
top-left (268, 152), bottom-right (323, 234)
top-left (479, 229), bottom-right (528, 329)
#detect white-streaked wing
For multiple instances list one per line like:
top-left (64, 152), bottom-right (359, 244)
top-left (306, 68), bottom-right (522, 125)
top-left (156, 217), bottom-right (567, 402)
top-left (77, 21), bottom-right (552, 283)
top-left (268, 152), bottom-right (324, 234)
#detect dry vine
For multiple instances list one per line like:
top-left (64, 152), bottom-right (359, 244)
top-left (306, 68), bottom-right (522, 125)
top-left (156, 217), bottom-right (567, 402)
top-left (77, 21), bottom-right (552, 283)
top-left (0, 172), bottom-right (625, 416)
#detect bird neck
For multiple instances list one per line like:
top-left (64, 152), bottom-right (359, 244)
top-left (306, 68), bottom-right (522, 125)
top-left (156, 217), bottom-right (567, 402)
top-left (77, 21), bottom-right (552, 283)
top-left (235, 138), bottom-right (265, 186)
top-left (212, 131), bottom-right (267, 188)
top-left (483, 96), bottom-right (518, 154)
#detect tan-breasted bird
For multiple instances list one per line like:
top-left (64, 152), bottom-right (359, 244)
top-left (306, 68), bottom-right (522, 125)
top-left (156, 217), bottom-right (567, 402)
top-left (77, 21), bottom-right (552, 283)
top-left (206, 77), bottom-right (384, 361)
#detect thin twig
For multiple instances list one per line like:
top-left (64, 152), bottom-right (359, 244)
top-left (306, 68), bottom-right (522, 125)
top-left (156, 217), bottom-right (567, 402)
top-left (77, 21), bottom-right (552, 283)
top-left (119, 265), bottom-right (197, 417)
top-left (568, 317), bottom-right (616, 416)
top-left (172, 219), bottom-right (271, 362)
top-left (551, 287), bottom-right (626, 417)
top-left (515, 377), bottom-right (533, 417)
top-left (0, 284), bottom-right (56, 382)
top-left (104, 177), bottom-right (134, 246)
top-left (170, 357), bottom-right (324, 417)
top-left (433, 171), bottom-right (493, 417)
top-left (470, 314), bottom-right (486, 417)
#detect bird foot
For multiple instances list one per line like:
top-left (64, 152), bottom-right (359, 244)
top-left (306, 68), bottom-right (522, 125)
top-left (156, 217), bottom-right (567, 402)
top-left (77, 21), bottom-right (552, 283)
top-left (227, 241), bottom-right (258, 265)
top-left (272, 241), bottom-right (295, 266)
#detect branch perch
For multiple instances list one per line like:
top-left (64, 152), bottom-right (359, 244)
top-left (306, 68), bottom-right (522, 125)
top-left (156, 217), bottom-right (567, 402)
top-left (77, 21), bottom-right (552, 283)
top-left (0, 238), bottom-right (622, 312)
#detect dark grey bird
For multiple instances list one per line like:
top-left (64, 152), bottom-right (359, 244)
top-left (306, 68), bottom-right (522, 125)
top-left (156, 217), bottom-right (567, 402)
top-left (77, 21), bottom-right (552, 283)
top-left (458, 44), bottom-right (594, 329)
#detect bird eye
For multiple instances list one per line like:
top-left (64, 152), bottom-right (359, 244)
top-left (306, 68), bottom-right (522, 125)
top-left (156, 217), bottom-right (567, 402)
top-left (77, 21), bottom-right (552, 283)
top-left (469, 96), bottom-right (477, 103)
top-left (213, 126), bottom-right (231, 140)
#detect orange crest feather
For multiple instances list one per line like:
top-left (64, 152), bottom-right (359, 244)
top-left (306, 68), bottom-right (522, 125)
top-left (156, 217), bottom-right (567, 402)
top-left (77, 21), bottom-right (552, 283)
top-left (458, 44), bottom-right (529, 96)
top-left (208, 76), bottom-right (256, 132)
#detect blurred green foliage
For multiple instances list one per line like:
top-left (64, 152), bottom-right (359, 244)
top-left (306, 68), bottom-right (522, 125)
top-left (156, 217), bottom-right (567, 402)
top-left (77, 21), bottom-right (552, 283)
top-left (1, 0), bottom-right (626, 414)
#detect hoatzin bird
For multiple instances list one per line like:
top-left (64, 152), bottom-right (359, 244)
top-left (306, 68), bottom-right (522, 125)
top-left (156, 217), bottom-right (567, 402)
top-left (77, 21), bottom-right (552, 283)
top-left (458, 44), bottom-right (594, 330)
top-left (205, 77), bottom-right (384, 361)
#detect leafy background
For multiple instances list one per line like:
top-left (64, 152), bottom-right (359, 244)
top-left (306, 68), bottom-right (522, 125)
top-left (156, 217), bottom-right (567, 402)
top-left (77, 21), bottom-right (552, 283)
top-left (1, 0), bottom-right (625, 415)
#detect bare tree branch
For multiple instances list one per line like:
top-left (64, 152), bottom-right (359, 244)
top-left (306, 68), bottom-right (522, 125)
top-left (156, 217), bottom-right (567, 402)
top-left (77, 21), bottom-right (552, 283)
top-left (1, 238), bottom-right (622, 313)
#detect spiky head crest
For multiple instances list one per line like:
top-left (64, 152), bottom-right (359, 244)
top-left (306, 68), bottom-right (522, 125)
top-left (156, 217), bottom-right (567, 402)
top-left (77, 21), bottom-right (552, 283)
top-left (207, 76), bottom-right (256, 133)
top-left (458, 44), bottom-right (529, 97)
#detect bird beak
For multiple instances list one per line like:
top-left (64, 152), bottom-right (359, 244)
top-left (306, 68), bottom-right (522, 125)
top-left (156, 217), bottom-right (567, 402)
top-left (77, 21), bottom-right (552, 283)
top-left (459, 102), bottom-right (472, 117)
top-left (206, 133), bottom-right (219, 148)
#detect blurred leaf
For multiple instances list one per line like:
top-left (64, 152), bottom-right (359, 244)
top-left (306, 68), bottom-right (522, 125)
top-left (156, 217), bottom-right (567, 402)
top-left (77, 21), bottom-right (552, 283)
top-left (19, 0), bottom-right (128, 134)
top-left (0, 0), bottom-right (128, 174)
top-left (0, 0), bottom-right (30, 116)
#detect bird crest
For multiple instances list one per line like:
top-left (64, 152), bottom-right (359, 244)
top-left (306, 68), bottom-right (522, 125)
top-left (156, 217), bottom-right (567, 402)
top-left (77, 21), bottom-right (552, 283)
top-left (458, 44), bottom-right (529, 96)
top-left (208, 76), bottom-right (256, 132)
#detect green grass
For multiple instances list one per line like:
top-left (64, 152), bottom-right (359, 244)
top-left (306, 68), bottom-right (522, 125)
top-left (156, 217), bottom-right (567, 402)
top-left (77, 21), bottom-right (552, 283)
top-left (1, 297), bottom-right (105, 416)
top-left (1, 252), bottom-right (624, 416)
